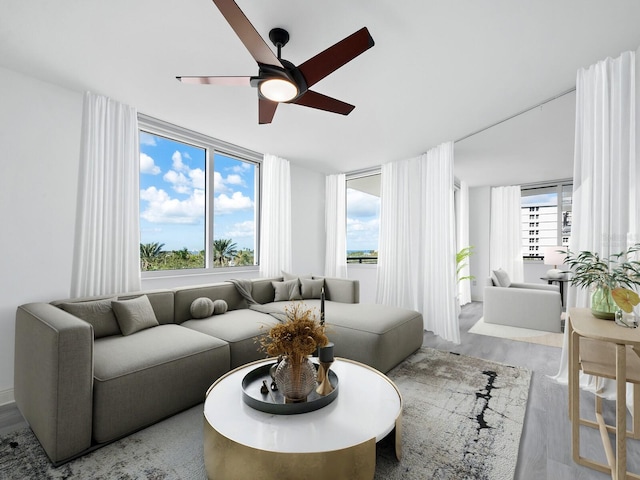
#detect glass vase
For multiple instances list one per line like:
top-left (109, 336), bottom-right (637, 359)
top-left (591, 287), bottom-right (617, 320)
top-left (615, 309), bottom-right (638, 328)
top-left (274, 355), bottom-right (317, 403)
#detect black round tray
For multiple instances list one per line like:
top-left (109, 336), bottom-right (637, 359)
top-left (241, 362), bottom-right (339, 415)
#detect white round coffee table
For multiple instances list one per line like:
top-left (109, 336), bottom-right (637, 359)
top-left (203, 357), bottom-right (402, 480)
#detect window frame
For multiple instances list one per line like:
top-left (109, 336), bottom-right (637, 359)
top-left (138, 114), bottom-right (262, 277)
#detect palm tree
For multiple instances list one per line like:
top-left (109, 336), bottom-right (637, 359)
top-left (140, 242), bottom-right (165, 271)
top-left (213, 239), bottom-right (238, 266)
top-left (235, 249), bottom-right (255, 266)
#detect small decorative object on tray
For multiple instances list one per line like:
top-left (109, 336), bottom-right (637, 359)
top-left (259, 303), bottom-right (329, 403)
top-left (316, 342), bottom-right (335, 396)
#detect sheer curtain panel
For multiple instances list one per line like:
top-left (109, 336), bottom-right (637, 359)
top-left (456, 180), bottom-right (472, 306)
top-left (324, 173), bottom-right (347, 278)
top-left (70, 92), bottom-right (141, 297)
top-left (259, 154), bottom-right (292, 277)
top-left (489, 186), bottom-right (524, 282)
top-left (555, 50), bottom-right (637, 390)
top-left (376, 142), bottom-right (459, 343)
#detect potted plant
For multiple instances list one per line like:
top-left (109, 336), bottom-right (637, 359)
top-left (563, 244), bottom-right (640, 320)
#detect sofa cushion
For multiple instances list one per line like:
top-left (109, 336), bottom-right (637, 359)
top-left (491, 268), bottom-right (511, 288)
top-left (272, 279), bottom-right (302, 301)
top-left (59, 297), bottom-right (121, 338)
top-left (282, 271), bottom-right (312, 281)
top-left (190, 297), bottom-right (215, 319)
top-left (182, 309), bottom-right (279, 368)
top-left (301, 278), bottom-right (324, 299)
top-left (92, 324), bottom-right (230, 443)
top-left (112, 295), bottom-right (159, 336)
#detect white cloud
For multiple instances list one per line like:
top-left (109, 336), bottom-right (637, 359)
top-left (139, 132), bottom-right (157, 146)
top-left (163, 170), bottom-right (191, 194)
top-left (226, 174), bottom-right (244, 186)
top-left (172, 151), bottom-right (189, 172)
top-left (140, 153), bottom-right (161, 175)
top-left (231, 163), bottom-right (251, 173)
top-left (347, 189), bottom-right (380, 217)
top-left (214, 191), bottom-right (254, 214)
top-left (223, 220), bottom-right (255, 238)
top-left (189, 168), bottom-right (205, 190)
top-left (140, 186), bottom-right (204, 224)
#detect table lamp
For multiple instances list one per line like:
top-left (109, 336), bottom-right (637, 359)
top-left (543, 246), bottom-right (567, 279)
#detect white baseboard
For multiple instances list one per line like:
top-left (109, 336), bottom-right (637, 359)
top-left (0, 388), bottom-right (15, 407)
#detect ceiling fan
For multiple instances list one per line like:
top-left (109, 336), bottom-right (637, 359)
top-left (177, 0), bottom-right (375, 124)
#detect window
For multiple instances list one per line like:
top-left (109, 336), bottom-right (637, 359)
top-left (521, 181), bottom-right (572, 258)
top-left (346, 172), bottom-right (380, 264)
top-left (138, 115), bottom-right (260, 273)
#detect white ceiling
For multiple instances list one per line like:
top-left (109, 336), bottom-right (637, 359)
top-left (2, 1), bottom-right (640, 186)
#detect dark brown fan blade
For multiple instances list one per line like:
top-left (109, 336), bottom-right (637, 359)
top-left (293, 90), bottom-right (355, 115)
top-left (212, 0), bottom-right (282, 67)
top-left (177, 76), bottom-right (251, 86)
top-left (297, 27), bottom-right (374, 88)
top-left (259, 98), bottom-right (278, 124)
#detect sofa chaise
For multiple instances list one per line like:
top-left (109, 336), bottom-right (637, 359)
top-left (14, 275), bottom-right (424, 465)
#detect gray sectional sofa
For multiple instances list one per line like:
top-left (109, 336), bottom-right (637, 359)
top-left (14, 275), bottom-right (424, 465)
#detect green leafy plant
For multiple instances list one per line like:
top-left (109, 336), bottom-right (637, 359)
top-left (563, 244), bottom-right (640, 313)
top-left (456, 246), bottom-right (475, 284)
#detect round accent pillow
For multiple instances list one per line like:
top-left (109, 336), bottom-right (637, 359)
top-left (213, 299), bottom-right (228, 315)
top-left (190, 297), bottom-right (215, 319)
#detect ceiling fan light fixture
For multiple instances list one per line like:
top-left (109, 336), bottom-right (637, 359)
top-left (259, 78), bottom-right (298, 102)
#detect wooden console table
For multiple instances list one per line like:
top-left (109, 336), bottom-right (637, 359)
top-left (568, 308), bottom-right (640, 479)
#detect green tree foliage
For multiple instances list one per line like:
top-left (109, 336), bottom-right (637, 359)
top-left (140, 242), bottom-right (165, 271)
top-left (140, 240), bottom-right (254, 271)
top-left (213, 239), bottom-right (238, 267)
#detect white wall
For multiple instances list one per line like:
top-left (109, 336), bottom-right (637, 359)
top-left (0, 67), bottom-right (83, 403)
top-left (468, 187), bottom-right (491, 301)
top-left (0, 66), bottom-right (327, 404)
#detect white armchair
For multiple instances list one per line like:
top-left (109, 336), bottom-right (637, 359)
top-left (483, 278), bottom-right (562, 333)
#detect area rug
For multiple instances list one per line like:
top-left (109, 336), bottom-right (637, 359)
top-left (0, 348), bottom-right (530, 480)
top-left (469, 316), bottom-right (564, 348)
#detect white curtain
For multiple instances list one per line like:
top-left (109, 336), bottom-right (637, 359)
top-left (324, 173), bottom-right (347, 278)
top-left (376, 142), bottom-right (459, 343)
top-left (70, 92), bottom-right (141, 297)
top-left (456, 180), bottom-right (472, 305)
top-left (554, 50), bottom-right (637, 391)
top-left (259, 154), bottom-right (292, 277)
top-left (489, 186), bottom-right (524, 282)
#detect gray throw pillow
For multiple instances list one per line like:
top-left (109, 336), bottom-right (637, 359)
top-left (112, 295), bottom-right (159, 336)
top-left (59, 297), bottom-right (121, 338)
top-left (492, 268), bottom-right (511, 288)
top-left (301, 278), bottom-right (324, 299)
top-left (213, 299), bottom-right (228, 315)
top-left (190, 297), bottom-right (215, 319)
top-left (272, 279), bottom-right (302, 301)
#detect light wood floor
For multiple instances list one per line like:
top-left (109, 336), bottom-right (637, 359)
top-left (1, 301), bottom-right (638, 479)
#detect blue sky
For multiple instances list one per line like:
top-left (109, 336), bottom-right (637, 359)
top-left (521, 192), bottom-right (556, 206)
top-left (139, 132), bottom-right (256, 252)
top-left (346, 188), bottom-right (380, 252)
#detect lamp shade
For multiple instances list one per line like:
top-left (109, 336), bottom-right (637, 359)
top-left (543, 246), bottom-right (567, 279)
